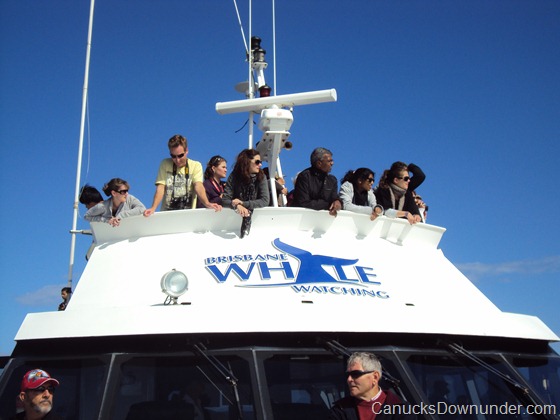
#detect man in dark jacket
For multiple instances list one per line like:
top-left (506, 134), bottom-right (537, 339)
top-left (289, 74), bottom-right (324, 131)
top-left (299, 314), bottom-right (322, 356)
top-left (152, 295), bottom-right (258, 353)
top-left (329, 352), bottom-right (415, 420)
top-left (293, 147), bottom-right (342, 216)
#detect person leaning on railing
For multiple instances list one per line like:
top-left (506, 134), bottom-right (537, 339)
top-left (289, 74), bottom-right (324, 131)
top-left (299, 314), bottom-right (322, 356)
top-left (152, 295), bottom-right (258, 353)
top-left (339, 167), bottom-right (384, 221)
top-left (374, 162), bottom-right (425, 225)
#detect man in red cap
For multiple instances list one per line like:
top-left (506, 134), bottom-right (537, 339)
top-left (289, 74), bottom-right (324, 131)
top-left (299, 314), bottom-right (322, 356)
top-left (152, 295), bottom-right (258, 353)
top-left (16, 369), bottom-right (61, 420)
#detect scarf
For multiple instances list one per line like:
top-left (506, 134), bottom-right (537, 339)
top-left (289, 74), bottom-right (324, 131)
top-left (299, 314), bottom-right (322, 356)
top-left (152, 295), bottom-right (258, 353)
top-left (388, 183), bottom-right (407, 210)
top-left (238, 174), bottom-right (257, 202)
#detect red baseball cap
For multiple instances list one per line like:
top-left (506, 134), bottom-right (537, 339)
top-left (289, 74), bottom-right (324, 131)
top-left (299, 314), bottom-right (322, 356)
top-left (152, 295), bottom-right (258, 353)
top-left (21, 369), bottom-right (60, 392)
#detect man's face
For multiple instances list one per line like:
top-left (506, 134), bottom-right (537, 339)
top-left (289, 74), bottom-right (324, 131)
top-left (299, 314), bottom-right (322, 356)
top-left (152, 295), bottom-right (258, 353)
top-left (169, 145), bottom-right (188, 168)
top-left (346, 362), bottom-right (379, 400)
top-left (20, 385), bottom-right (55, 417)
top-left (316, 153), bottom-right (334, 173)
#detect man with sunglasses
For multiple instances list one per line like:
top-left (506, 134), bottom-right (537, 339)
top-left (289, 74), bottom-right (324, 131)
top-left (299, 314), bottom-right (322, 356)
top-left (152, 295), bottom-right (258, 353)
top-left (329, 352), bottom-right (414, 419)
top-left (144, 134), bottom-right (222, 216)
top-left (292, 147), bottom-right (342, 216)
top-left (14, 369), bottom-right (62, 420)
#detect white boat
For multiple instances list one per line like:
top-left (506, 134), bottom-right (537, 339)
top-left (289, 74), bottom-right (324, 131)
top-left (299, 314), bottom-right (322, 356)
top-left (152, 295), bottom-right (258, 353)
top-left (1, 2), bottom-right (559, 420)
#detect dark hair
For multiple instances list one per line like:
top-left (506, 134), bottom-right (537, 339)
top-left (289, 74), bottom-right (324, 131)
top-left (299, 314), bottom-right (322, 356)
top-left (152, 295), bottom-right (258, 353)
top-left (168, 134), bottom-right (187, 150)
top-left (204, 155), bottom-right (226, 180)
top-left (232, 149), bottom-right (264, 184)
top-left (79, 185), bottom-right (103, 205)
top-left (341, 167), bottom-right (374, 187)
top-left (102, 178), bottom-right (129, 196)
top-left (61, 287), bottom-right (72, 294)
top-left (378, 161), bottom-right (408, 189)
top-left (310, 147), bottom-right (333, 166)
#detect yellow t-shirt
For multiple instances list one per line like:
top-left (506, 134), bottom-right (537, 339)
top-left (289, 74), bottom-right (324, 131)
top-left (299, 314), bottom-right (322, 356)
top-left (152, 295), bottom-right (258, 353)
top-left (155, 158), bottom-right (203, 210)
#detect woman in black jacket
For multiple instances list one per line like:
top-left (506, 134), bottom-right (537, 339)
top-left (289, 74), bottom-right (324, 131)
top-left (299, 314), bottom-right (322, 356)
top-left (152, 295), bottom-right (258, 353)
top-left (374, 162), bottom-right (425, 224)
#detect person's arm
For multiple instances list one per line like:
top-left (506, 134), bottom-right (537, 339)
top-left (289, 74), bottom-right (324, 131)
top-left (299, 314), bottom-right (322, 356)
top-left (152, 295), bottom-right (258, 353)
top-left (408, 163), bottom-right (425, 192)
top-left (194, 181), bottom-right (222, 211)
top-left (118, 195), bottom-right (146, 218)
top-left (367, 190), bottom-right (384, 220)
top-left (85, 201), bottom-right (110, 222)
top-left (144, 184), bottom-right (165, 217)
top-left (339, 182), bottom-right (371, 215)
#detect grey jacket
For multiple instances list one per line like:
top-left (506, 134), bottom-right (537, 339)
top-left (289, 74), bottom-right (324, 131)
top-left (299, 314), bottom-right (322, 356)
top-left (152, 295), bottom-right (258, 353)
top-left (85, 194), bottom-right (146, 222)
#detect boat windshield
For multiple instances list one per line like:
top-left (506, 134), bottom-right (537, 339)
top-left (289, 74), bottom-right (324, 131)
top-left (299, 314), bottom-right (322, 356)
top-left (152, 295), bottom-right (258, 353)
top-left (508, 355), bottom-right (560, 409)
top-left (404, 353), bottom-right (554, 419)
top-left (0, 348), bottom-right (558, 419)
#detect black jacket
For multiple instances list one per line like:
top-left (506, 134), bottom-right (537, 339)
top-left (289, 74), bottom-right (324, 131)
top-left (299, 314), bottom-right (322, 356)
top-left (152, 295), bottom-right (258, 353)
top-left (374, 163), bottom-right (425, 217)
top-left (293, 167), bottom-right (340, 210)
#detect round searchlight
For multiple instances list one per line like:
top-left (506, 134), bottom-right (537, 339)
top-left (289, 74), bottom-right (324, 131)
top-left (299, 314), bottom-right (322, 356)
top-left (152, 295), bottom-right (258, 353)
top-left (161, 269), bottom-right (188, 304)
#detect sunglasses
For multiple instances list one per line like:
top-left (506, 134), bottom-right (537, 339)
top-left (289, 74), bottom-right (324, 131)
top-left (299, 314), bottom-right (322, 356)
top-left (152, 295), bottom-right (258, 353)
top-left (397, 176), bottom-right (411, 182)
top-left (170, 152), bottom-right (186, 159)
top-left (364, 178), bottom-right (374, 183)
top-left (254, 159), bottom-right (263, 165)
top-left (28, 386), bottom-right (56, 394)
top-left (211, 156), bottom-right (224, 165)
top-left (116, 189), bottom-right (129, 195)
top-left (346, 370), bottom-right (375, 379)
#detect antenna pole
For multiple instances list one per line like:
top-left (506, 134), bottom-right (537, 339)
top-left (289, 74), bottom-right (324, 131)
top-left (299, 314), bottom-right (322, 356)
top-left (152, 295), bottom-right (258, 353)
top-left (248, 0), bottom-right (254, 149)
top-left (67, 0), bottom-right (95, 288)
top-left (272, 0), bottom-right (277, 95)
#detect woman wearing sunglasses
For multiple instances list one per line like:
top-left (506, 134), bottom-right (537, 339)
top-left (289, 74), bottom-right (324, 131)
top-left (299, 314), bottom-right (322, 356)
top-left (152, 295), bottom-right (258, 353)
top-left (85, 178), bottom-right (146, 227)
top-left (222, 149), bottom-right (270, 237)
top-left (339, 167), bottom-right (384, 220)
top-left (374, 162), bottom-right (425, 224)
top-left (197, 155), bottom-right (227, 208)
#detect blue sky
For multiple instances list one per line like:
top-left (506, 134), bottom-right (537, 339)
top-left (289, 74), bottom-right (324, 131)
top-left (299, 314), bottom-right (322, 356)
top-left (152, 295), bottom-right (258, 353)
top-left (0, 0), bottom-right (559, 356)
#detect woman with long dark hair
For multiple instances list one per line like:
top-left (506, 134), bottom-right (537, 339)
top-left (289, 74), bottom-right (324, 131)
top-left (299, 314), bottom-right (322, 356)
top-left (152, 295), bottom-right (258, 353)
top-left (339, 167), bottom-right (383, 220)
top-left (222, 149), bottom-right (270, 237)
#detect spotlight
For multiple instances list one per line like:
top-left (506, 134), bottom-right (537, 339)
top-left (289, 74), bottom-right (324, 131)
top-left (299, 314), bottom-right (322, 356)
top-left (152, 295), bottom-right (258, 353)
top-left (161, 269), bottom-right (188, 305)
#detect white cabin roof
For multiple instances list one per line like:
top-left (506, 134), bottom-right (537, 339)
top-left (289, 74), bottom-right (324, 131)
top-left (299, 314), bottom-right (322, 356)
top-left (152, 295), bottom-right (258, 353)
top-left (16, 208), bottom-right (559, 343)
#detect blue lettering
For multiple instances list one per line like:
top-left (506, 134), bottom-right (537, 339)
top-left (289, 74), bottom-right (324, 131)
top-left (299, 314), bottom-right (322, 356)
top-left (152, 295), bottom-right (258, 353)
top-left (258, 262), bottom-right (295, 280)
top-left (333, 265), bottom-right (359, 283)
top-left (206, 263), bottom-right (257, 283)
top-left (376, 291), bottom-right (389, 299)
top-left (355, 266), bottom-right (380, 284)
top-left (292, 285), bottom-right (311, 293)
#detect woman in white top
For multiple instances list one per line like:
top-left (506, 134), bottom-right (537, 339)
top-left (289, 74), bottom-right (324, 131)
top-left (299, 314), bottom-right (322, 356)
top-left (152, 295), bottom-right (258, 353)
top-left (339, 167), bottom-right (383, 220)
top-left (85, 178), bottom-right (145, 227)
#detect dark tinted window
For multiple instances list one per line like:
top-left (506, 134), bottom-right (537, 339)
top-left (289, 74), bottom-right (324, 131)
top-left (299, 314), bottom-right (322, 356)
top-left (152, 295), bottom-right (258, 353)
top-left (0, 358), bottom-right (106, 420)
top-left (108, 355), bottom-right (253, 420)
top-left (405, 354), bottom-right (543, 419)
top-left (511, 356), bottom-right (560, 412)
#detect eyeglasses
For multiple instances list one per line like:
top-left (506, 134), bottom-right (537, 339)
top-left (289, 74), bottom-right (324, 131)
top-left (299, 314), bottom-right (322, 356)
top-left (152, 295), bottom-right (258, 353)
top-left (254, 159), bottom-right (263, 165)
top-left (170, 152), bottom-right (186, 159)
top-left (397, 176), bottom-right (411, 182)
top-left (364, 178), bottom-right (374, 183)
top-left (346, 370), bottom-right (375, 379)
top-left (116, 189), bottom-right (129, 195)
top-left (28, 386), bottom-right (55, 394)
